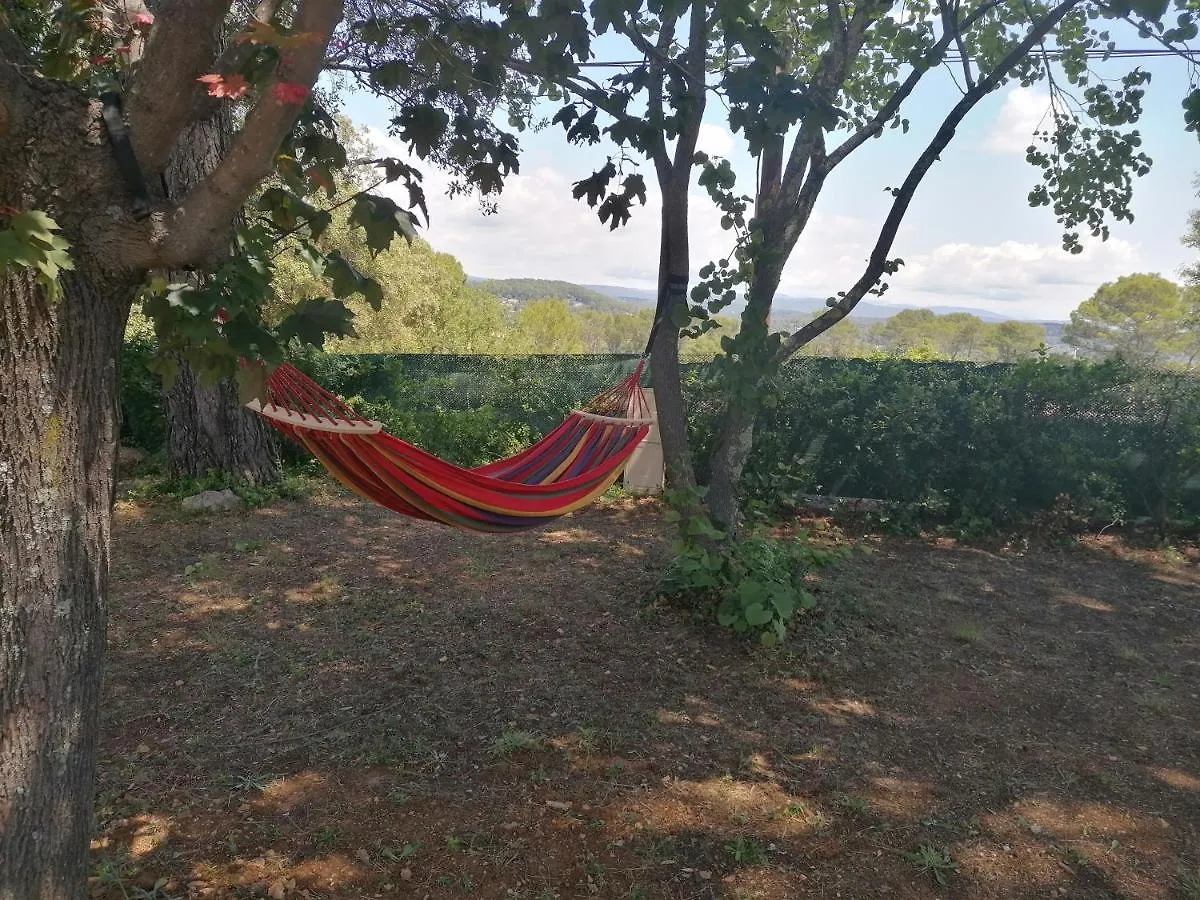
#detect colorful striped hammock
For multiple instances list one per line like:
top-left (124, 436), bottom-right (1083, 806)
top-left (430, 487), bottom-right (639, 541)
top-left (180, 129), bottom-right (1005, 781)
top-left (247, 362), bottom-right (653, 532)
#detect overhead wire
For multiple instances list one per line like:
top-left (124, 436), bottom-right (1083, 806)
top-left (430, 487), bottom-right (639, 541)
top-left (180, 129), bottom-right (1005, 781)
top-left (575, 46), bottom-right (1200, 67)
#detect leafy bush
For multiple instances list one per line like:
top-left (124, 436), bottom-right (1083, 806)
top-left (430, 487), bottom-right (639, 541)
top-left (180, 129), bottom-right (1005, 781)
top-left (120, 333), bottom-right (167, 452)
top-left (122, 468), bottom-right (314, 506)
top-left (122, 347), bottom-right (1200, 530)
top-left (688, 356), bottom-right (1200, 531)
top-left (659, 495), bottom-right (844, 645)
top-left (344, 395), bottom-right (532, 468)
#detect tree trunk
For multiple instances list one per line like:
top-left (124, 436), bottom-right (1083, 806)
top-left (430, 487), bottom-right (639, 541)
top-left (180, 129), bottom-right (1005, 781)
top-left (1, 264), bottom-right (134, 899)
top-left (649, 179), bottom-right (697, 493)
top-left (704, 260), bottom-right (787, 531)
top-left (165, 363), bottom-right (280, 484)
top-left (161, 94), bottom-right (279, 486)
top-left (705, 400), bottom-right (756, 529)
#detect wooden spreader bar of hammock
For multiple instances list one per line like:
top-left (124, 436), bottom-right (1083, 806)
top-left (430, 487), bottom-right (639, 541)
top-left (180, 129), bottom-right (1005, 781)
top-left (248, 362), bottom-right (653, 532)
top-left (247, 400), bottom-right (385, 434)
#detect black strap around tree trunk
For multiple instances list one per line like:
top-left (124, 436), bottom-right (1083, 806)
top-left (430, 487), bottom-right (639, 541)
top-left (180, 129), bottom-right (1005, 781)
top-left (100, 91), bottom-right (152, 221)
top-left (643, 274), bottom-right (689, 357)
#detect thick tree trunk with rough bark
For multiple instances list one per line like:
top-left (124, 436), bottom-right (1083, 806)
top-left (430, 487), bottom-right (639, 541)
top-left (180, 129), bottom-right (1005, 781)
top-left (161, 83), bottom-right (280, 486)
top-left (1, 4), bottom-right (341, 895)
top-left (165, 364), bottom-right (280, 484)
top-left (1, 263), bottom-right (135, 899)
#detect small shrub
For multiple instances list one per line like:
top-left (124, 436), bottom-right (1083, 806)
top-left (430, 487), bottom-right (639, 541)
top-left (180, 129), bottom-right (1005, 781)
top-left (904, 842), bottom-right (958, 885)
top-left (724, 836), bottom-right (769, 865)
top-left (489, 730), bottom-right (542, 758)
top-left (659, 498), bottom-right (844, 646)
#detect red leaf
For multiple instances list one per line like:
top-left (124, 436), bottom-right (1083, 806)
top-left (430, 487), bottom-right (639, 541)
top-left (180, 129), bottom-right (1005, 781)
top-left (197, 73), bottom-right (251, 99)
top-left (132, 12), bottom-right (154, 28)
top-left (271, 82), bottom-right (310, 105)
top-left (305, 167), bottom-right (334, 193)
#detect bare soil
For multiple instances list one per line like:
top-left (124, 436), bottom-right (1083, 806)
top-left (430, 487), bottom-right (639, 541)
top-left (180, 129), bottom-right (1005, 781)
top-left (94, 485), bottom-right (1200, 899)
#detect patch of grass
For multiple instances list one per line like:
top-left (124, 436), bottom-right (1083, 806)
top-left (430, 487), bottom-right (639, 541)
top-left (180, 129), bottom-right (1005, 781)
top-left (637, 835), bottom-right (679, 861)
top-left (951, 623), bottom-right (985, 643)
top-left (584, 860), bottom-right (607, 888)
top-left (725, 836), bottom-right (769, 866)
top-left (378, 842), bottom-right (420, 863)
top-left (904, 842), bottom-right (958, 886)
top-left (1152, 672), bottom-right (1174, 689)
top-left (489, 729), bottom-right (542, 758)
top-left (435, 873), bottom-right (477, 894)
top-left (219, 772), bottom-right (273, 793)
top-left (1115, 645), bottom-right (1146, 664)
top-left (574, 725), bottom-right (615, 755)
top-left (833, 791), bottom-right (871, 814)
top-left (1175, 867), bottom-right (1200, 900)
top-left (314, 825), bottom-right (344, 850)
top-left (784, 802), bottom-right (808, 819)
top-left (1063, 847), bottom-right (1091, 868)
top-left (124, 470), bottom-right (313, 506)
top-left (445, 834), bottom-right (466, 852)
top-left (1135, 692), bottom-right (1172, 714)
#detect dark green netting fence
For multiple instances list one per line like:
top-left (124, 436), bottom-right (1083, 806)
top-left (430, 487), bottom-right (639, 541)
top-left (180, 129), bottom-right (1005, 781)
top-left (121, 346), bottom-right (1200, 523)
top-left (295, 352), bottom-right (648, 435)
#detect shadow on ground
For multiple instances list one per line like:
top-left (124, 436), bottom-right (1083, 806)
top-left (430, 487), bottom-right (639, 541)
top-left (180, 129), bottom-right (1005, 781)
top-left (94, 489), bottom-right (1200, 899)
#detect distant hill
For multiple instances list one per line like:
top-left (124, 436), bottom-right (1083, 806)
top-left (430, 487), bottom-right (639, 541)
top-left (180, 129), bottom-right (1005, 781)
top-left (771, 296), bottom-right (1021, 323)
top-left (473, 277), bottom-right (1068, 324)
top-left (473, 278), bottom-right (638, 313)
top-left (583, 284), bottom-right (658, 306)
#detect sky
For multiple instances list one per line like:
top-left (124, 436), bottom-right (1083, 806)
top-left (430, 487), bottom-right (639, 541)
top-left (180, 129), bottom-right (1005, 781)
top-left (341, 39), bottom-right (1199, 323)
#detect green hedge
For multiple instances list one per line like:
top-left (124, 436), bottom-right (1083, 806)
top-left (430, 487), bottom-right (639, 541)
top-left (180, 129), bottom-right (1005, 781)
top-left (121, 344), bottom-right (1200, 525)
top-left (686, 357), bottom-right (1200, 527)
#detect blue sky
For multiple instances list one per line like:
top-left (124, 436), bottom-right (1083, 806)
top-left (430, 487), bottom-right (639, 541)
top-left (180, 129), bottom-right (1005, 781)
top-left (343, 43), bottom-right (1198, 323)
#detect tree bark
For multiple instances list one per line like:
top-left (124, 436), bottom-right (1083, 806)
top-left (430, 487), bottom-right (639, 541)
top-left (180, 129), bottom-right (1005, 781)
top-left (649, 181), bottom-right (696, 493)
top-left (1, 264), bottom-right (135, 900)
top-left (705, 252), bottom-right (787, 530)
top-left (165, 363), bottom-right (280, 485)
top-left (161, 75), bottom-right (280, 486)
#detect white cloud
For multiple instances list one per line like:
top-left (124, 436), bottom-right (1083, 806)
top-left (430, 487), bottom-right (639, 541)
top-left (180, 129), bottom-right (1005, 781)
top-left (895, 238), bottom-right (1140, 318)
top-left (363, 128), bottom-right (1143, 320)
top-left (983, 89), bottom-right (1051, 156)
top-left (697, 123), bottom-right (735, 158)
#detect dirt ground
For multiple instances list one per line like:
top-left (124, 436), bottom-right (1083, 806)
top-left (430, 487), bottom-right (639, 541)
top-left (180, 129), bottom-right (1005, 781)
top-left (94, 485), bottom-right (1200, 899)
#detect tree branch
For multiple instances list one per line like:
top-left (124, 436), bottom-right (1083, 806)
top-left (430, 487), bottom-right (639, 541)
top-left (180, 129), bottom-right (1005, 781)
top-left (640, 15), bottom-right (677, 180)
top-left (670, 0), bottom-right (709, 173)
top-left (777, 0), bottom-right (1082, 361)
top-left (824, 0), bottom-right (1004, 171)
top-left (188, 0), bottom-right (284, 122)
top-left (941, 0), bottom-right (975, 89)
top-left (777, 1), bottom-right (883, 207)
top-left (156, 0), bottom-right (345, 267)
top-left (125, 0), bottom-right (232, 175)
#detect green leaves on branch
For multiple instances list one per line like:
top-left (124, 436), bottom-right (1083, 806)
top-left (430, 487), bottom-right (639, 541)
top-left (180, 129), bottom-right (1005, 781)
top-left (570, 162), bottom-right (647, 230)
top-left (1026, 112), bottom-right (1152, 253)
top-left (276, 297), bottom-right (358, 348)
top-left (0, 211), bottom-right (74, 302)
top-left (348, 194), bottom-right (419, 253)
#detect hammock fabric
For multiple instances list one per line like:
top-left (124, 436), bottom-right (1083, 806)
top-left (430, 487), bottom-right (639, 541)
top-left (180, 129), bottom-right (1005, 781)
top-left (248, 362), bottom-right (653, 532)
